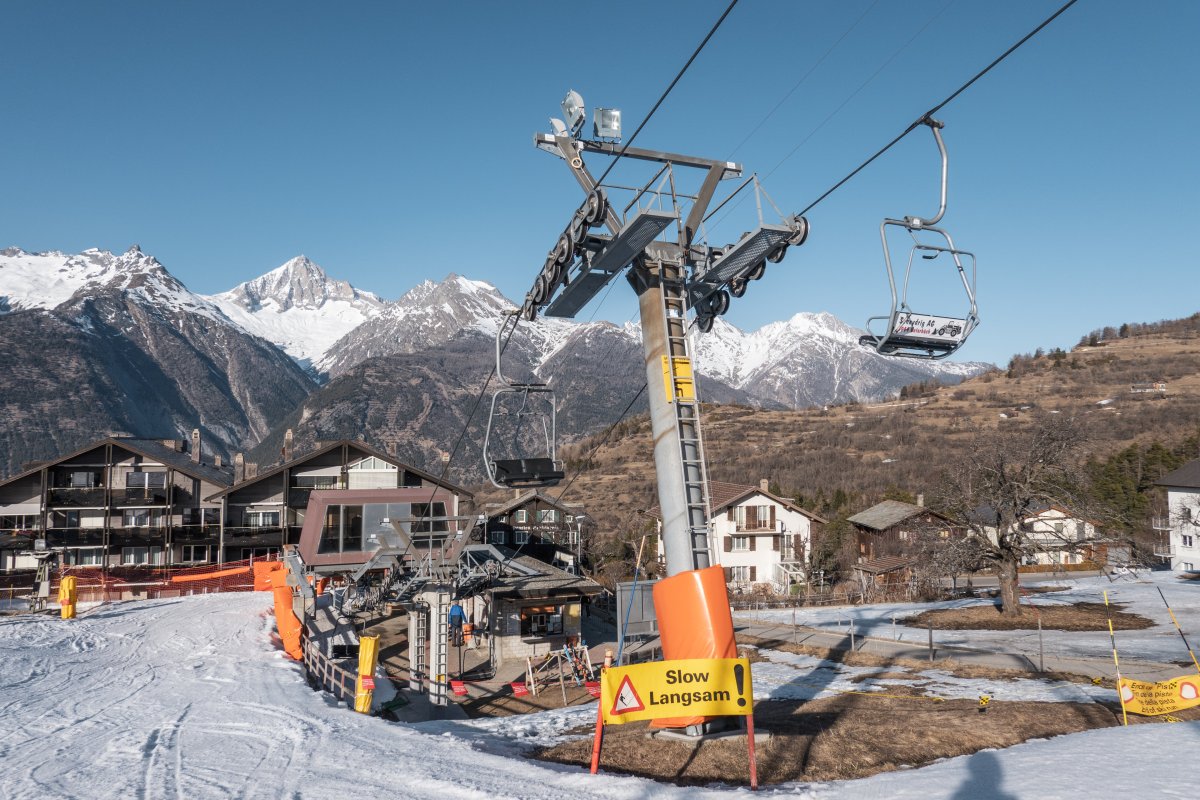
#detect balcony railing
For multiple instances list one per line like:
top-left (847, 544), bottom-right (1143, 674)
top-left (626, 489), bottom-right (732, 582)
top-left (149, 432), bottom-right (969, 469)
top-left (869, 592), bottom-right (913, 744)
top-left (1151, 517), bottom-right (1172, 531)
top-left (47, 488), bottom-right (106, 507)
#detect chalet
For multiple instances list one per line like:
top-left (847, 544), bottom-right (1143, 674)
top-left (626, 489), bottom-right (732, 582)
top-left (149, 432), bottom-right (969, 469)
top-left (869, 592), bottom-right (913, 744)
top-left (0, 432), bottom-right (230, 572)
top-left (656, 480), bottom-right (827, 593)
top-left (479, 490), bottom-right (590, 575)
top-left (1155, 459), bottom-right (1200, 572)
top-left (847, 498), bottom-right (953, 561)
top-left (205, 439), bottom-right (473, 563)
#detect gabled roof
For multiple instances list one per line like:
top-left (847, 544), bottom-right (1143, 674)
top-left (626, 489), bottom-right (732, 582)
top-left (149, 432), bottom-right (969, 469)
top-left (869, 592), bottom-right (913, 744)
top-left (0, 436), bottom-right (233, 489)
top-left (205, 439), bottom-right (472, 500)
top-left (848, 500), bottom-right (945, 532)
top-left (1157, 459), bottom-right (1200, 490)
top-left (485, 490), bottom-right (584, 520)
top-left (853, 555), bottom-right (917, 575)
top-left (650, 480), bottom-right (828, 524)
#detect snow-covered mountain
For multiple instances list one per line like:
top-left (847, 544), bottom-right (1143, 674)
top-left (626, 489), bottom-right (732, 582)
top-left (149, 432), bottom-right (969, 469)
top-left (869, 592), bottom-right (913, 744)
top-left (206, 256), bottom-right (384, 369)
top-left (0, 244), bottom-right (990, 477)
top-left (0, 246), bottom-right (316, 475)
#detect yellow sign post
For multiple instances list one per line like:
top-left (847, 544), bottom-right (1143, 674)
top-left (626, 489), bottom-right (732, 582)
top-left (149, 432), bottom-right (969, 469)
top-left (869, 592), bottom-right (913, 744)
top-left (600, 657), bottom-right (753, 724)
top-left (1118, 675), bottom-right (1200, 717)
top-left (592, 657), bottom-right (758, 789)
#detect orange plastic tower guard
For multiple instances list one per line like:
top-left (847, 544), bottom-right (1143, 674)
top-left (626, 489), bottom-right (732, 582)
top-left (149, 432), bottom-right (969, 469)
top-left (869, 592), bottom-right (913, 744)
top-left (650, 564), bottom-right (738, 728)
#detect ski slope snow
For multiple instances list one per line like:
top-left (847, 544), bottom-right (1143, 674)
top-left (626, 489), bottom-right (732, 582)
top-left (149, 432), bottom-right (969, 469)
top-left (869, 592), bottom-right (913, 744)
top-left (1, 591), bottom-right (1197, 799)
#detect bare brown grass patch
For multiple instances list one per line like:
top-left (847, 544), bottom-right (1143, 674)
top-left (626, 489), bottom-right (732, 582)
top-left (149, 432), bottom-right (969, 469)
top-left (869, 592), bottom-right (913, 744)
top-left (906, 601), bottom-right (1154, 632)
top-left (534, 696), bottom-right (1124, 785)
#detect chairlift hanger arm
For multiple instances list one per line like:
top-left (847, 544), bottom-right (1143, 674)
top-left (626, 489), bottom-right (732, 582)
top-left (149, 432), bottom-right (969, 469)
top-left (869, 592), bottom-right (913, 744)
top-left (905, 116), bottom-right (948, 228)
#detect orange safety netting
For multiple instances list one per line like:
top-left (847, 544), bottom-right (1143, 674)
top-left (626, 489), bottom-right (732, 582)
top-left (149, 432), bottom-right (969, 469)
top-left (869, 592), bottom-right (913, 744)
top-left (55, 554), bottom-right (279, 603)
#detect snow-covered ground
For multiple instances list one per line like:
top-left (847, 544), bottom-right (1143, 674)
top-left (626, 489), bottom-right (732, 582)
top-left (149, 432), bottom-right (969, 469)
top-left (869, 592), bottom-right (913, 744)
top-left (2, 590), bottom-right (1198, 799)
top-left (736, 572), bottom-right (1200, 667)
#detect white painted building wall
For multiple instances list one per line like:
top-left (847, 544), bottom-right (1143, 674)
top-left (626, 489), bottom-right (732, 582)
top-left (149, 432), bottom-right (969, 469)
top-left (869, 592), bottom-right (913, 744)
top-left (711, 498), bottom-right (814, 588)
top-left (1166, 487), bottom-right (1200, 571)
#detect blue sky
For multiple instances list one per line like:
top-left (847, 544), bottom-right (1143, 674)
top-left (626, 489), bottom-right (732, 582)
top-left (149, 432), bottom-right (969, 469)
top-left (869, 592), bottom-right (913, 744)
top-left (3, 0), bottom-right (1197, 367)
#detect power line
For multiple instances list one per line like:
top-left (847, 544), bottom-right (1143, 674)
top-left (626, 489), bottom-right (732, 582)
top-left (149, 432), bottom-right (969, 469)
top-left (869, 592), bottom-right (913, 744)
top-left (593, 0), bottom-right (741, 188)
top-left (797, 0), bottom-right (1081, 217)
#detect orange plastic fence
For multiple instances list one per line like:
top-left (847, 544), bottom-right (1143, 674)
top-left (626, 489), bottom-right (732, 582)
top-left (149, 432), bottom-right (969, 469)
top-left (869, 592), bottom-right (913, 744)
top-left (272, 584), bottom-right (303, 660)
top-left (170, 566), bottom-right (251, 584)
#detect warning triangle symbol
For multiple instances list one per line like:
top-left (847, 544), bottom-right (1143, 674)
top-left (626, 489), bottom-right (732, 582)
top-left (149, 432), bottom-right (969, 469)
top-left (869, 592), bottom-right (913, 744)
top-left (611, 675), bottom-right (645, 715)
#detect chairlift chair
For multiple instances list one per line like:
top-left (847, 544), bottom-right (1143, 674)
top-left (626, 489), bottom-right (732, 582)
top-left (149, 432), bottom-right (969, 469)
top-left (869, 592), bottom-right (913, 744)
top-left (859, 118), bottom-right (979, 360)
top-left (483, 314), bottom-right (565, 489)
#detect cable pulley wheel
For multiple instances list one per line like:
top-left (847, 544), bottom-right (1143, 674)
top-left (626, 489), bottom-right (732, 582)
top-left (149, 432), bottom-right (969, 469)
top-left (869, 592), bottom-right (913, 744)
top-left (767, 244), bottom-right (788, 263)
top-left (553, 232), bottom-right (574, 266)
top-left (712, 289), bottom-right (730, 317)
top-left (748, 261), bottom-right (767, 281)
top-left (697, 314), bottom-right (714, 333)
top-left (532, 273), bottom-right (549, 305)
top-left (729, 278), bottom-right (747, 298)
top-left (584, 189), bottom-right (607, 226)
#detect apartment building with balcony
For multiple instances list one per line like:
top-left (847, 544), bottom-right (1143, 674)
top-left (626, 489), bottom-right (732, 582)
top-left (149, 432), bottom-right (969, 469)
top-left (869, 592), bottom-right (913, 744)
top-left (1155, 459), bottom-right (1200, 572)
top-left (204, 439), bottom-right (474, 563)
top-left (0, 432), bottom-right (230, 571)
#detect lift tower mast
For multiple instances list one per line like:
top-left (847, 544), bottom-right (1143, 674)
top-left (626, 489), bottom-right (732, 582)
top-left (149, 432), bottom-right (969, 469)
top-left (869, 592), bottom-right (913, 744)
top-left (525, 93), bottom-right (807, 580)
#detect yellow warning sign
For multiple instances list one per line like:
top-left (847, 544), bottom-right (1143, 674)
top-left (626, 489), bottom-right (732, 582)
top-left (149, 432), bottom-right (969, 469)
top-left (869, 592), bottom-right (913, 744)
top-left (1118, 675), bottom-right (1200, 716)
top-left (600, 658), bottom-right (753, 725)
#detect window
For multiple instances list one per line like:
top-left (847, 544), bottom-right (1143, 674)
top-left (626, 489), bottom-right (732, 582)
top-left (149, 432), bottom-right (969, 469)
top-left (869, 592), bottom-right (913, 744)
top-left (489, 529), bottom-right (507, 545)
top-left (514, 529), bottom-right (530, 545)
top-left (520, 604), bottom-right (564, 637)
top-left (181, 545), bottom-right (209, 563)
top-left (71, 548), bottom-right (104, 567)
top-left (69, 471), bottom-right (97, 488)
top-left (121, 546), bottom-right (159, 565)
top-left (126, 471), bottom-right (166, 489)
top-left (123, 509), bottom-right (162, 528)
top-left (1183, 562), bottom-right (1195, 571)
top-left (565, 515), bottom-right (575, 525)
top-left (1183, 535), bottom-right (1195, 549)
top-left (732, 536), bottom-right (750, 551)
top-left (1053, 522), bottom-right (1065, 535)
top-left (514, 509), bottom-right (529, 524)
top-left (245, 510), bottom-right (280, 528)
top-left (729, 566), bottom-right (751, 583)
top-left (411, 502), bottom-right (448, 534)
top-left (734, 504), bottom-right (774, 530)
top-left (294, 475), bottom-right (339, 490)
top-left (1185, 508), bottom-right (1194, 525)
top-left (318, 504), bottom-right (363, 553)
top-left (537, 509), bottom-right (558, 523)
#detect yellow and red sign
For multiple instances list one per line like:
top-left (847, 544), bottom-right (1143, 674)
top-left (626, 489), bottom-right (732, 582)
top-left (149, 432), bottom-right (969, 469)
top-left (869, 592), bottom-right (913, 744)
top-left (1118, 675), bottom-right (1200, 716)
top-left (599, 657), bottom-right (753, 725)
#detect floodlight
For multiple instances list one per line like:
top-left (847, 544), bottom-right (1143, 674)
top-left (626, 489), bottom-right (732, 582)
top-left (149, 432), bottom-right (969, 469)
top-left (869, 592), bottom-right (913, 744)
top-left (549, 118), bottom-right (568, 136)
top-left (593, 108), bottom-right (621, 140)
top-left (561, 89), bottom-right (585, 137)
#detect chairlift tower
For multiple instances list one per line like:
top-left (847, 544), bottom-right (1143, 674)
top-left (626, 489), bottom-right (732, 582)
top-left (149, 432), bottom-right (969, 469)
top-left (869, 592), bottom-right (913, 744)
top-left (526, 92), bottom-right (809, 578)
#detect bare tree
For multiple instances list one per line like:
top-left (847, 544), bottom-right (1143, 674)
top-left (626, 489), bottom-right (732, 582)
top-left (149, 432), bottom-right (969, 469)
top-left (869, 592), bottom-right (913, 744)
top-left (932, 413), bottom-right (1100, 617)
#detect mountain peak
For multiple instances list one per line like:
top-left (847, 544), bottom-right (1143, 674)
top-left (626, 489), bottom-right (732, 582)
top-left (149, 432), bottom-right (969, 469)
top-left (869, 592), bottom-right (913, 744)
top-left (217, 256), bottom-right (381, 315)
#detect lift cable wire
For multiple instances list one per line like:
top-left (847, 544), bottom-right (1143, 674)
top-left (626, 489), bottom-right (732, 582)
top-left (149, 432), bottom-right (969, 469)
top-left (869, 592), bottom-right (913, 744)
top-left (427, 0), bottom-right (737, 530)
top-left (709, 0), bottom-right (955, 233)
top-left (593, 0), bottom-right (740, 189)
top-left (725, 0), bottom-right (883, 161)
top-left (796, 0), bottom-right (1081, 218)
